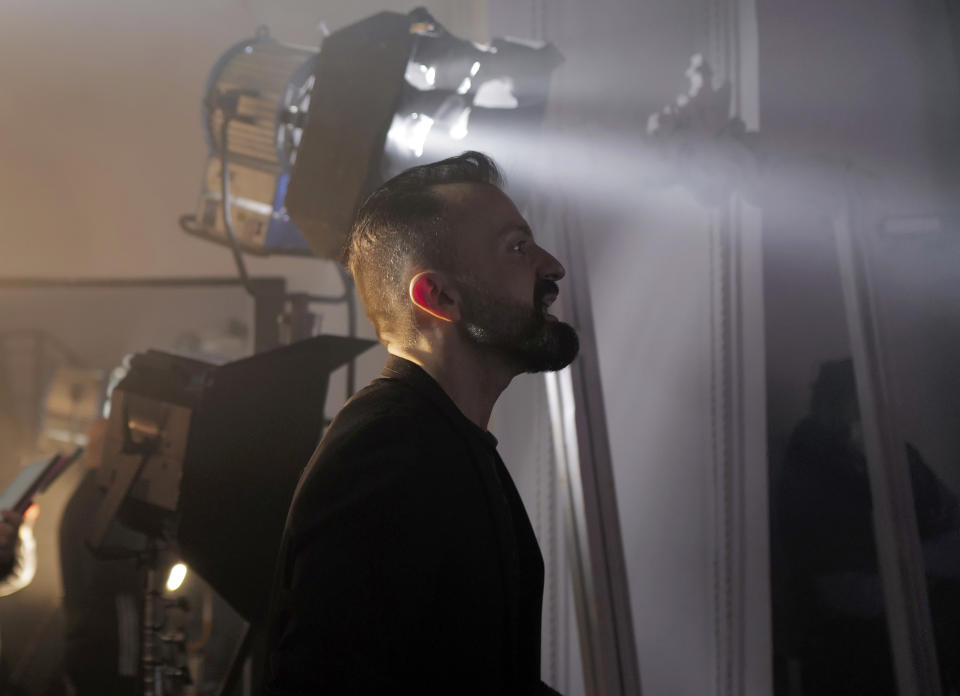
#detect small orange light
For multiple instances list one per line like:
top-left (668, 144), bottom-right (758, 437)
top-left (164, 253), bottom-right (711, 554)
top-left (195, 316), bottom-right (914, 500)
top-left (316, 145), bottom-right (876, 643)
top-left (24, 503), bottom-right (40, 524)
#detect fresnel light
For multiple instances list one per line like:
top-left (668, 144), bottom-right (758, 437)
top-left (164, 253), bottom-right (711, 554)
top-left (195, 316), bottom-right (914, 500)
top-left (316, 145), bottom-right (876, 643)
top-left (182, 8), bottom-right (562, 262)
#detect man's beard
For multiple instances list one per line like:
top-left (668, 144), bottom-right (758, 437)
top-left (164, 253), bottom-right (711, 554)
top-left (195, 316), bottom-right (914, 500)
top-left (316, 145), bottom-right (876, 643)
top-left (457, 277), bottom-right (580, 373)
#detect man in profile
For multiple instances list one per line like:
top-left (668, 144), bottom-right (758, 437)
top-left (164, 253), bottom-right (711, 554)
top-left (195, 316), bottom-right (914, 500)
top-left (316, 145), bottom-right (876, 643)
top-left (264, 151), bottom-right (578, 695)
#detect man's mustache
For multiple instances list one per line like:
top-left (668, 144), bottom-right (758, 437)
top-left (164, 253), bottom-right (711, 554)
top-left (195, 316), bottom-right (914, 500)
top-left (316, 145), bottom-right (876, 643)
top-left (534, 279), bottom-right (560, 307)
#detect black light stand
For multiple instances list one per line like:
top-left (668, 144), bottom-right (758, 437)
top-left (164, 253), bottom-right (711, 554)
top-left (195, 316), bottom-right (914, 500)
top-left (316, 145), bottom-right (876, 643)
top-left (141, 537), bottom-right (192, 696)
top-left (86, 334), bottom-right (375, 695)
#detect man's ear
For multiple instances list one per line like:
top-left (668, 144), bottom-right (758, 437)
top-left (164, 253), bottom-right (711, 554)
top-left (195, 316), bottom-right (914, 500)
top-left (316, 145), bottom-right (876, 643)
top-left (409, 271), bottom-right (461, 323)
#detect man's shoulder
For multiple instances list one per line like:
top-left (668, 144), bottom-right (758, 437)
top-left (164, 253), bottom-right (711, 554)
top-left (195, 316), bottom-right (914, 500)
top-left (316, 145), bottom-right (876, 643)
top-left (287, 376), bottom-right (469, 533)
top-left (324, 376), bottom-right (437, 445)
top-left (303, 376), bottom-right (462, 483)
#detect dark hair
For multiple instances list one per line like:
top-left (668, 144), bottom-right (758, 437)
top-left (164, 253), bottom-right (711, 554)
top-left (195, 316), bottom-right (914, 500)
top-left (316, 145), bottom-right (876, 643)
top-left (345, 151), bottom-right (504, 343)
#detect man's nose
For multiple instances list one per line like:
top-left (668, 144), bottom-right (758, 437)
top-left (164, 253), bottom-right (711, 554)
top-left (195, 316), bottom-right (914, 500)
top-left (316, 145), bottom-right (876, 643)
top-left (540, 248), bottom-right (566, 281)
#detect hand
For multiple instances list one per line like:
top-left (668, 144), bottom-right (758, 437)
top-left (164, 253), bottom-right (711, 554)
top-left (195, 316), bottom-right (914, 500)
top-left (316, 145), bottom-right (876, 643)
top-left (0, 510), bottom-right (23, 567)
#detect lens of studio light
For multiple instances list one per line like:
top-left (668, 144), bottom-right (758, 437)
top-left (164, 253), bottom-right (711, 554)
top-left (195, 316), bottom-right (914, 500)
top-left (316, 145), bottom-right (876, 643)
top-left (166, 562), bottom-right (188, 592)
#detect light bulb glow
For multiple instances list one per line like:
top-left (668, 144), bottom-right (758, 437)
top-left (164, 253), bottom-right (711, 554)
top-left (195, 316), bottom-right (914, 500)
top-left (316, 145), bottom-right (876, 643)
top-left (166, 563), bottom-right (188, 592)
top-left (450, 108), bottom-right (471, 140)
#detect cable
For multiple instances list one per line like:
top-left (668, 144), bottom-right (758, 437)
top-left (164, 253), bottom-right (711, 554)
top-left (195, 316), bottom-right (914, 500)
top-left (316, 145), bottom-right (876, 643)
top-left (180, 211), bottom-right (349, 305)
top-left (218, 114), bottom-right (257, 299)
top-left (182, 90), bottom-right (358, 367)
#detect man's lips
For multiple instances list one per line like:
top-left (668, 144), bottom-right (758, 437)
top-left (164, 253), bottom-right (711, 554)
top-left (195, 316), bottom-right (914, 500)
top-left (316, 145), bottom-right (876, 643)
top-left (537, 295), bottom-right (558, 321)
top-left (535, 280), bottom-right (560, 314)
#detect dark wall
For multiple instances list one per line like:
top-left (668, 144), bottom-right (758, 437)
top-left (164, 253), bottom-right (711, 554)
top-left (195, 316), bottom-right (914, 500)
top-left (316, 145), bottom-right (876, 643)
top-left (759, 0), bottom-right (960, 488)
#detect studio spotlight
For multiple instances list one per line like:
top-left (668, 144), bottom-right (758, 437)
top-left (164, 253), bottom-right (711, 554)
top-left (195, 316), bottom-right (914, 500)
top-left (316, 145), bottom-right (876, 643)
top-left (184, 9), bottom-right (562, 262)
top-left (287, 8), bottom-right (563, 259)
top-left (380, 26), bottom-right (563, 183)
top-left (87, 334), bottom-right (374, 624)
top-left (187, 26), bottom-right (319, 256)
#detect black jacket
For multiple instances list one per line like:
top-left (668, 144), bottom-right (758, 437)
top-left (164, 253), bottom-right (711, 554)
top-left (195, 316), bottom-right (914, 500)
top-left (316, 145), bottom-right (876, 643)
top-left (263, 356), bottom-right (560, 695)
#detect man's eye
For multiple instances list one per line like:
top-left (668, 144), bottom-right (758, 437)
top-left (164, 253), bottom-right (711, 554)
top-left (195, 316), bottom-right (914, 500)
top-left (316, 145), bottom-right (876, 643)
top-left (511, 240), bottom-right (527, 253)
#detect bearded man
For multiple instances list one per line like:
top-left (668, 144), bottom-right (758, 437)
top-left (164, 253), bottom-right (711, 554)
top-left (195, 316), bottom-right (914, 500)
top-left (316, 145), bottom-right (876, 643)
top-left (263, 151), bottom-right (578, 695)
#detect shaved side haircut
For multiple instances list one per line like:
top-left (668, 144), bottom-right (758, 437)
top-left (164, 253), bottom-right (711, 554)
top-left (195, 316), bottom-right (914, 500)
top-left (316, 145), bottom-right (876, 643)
top-left (345, 151), bottom-right (503, 344)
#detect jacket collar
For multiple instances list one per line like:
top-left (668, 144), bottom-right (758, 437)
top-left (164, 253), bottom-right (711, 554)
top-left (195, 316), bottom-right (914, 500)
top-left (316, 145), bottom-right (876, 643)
top-left (380, 355), bottom-right (499, 449)
top-left (380, 356), bottom-right (521, 671)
